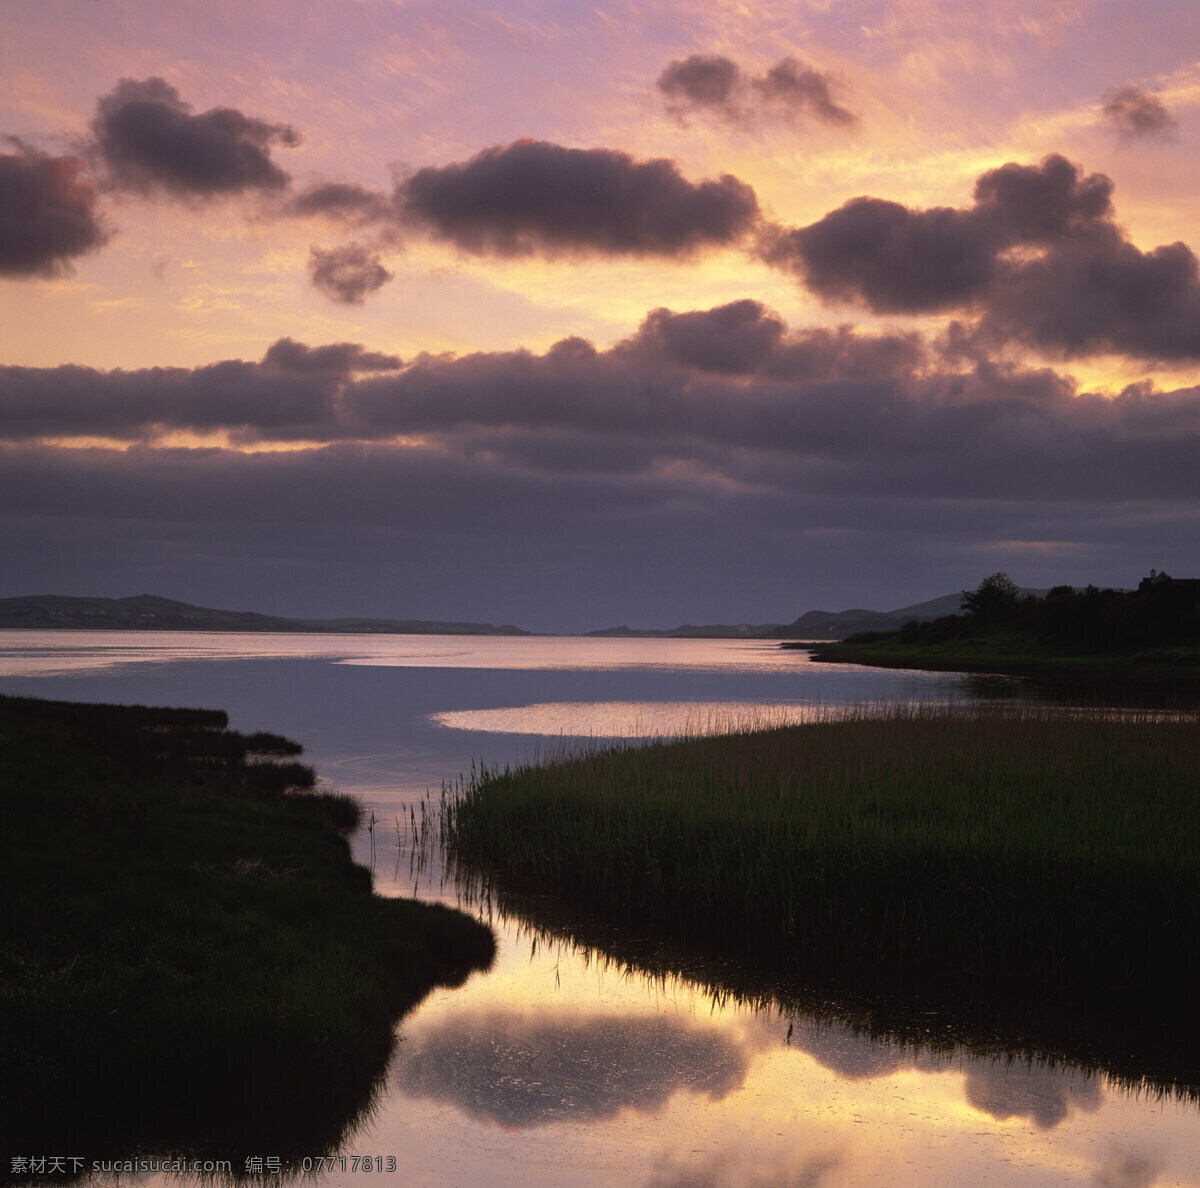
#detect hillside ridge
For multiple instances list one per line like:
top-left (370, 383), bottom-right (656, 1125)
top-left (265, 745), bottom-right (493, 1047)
top-left (0, 593), bottom-right (530, 636)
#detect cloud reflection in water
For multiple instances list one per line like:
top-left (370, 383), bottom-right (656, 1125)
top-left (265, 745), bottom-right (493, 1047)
top-left (393, 1009), bottom-right (749, 1128)
top-left (964, 1060), bottom-right (1103, 1129)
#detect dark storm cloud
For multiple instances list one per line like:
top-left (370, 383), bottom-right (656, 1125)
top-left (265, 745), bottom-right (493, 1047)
top-left (1101, 85), bottom-right (1177, 139)
top-left (0, 146), bottom-right (108, 276)
top-left (392, 1011), bottom-right (748, 1127)
top-left (91, 77), bottom-right (300, 197)
top-left (307, 243), bottom-right (393, 304)
top-left (768, 153), bottom-right (1200, 360)
top-left (657, 55), bottom-right (856, 126)
top-left (399, 140), bottom-right (759, 257)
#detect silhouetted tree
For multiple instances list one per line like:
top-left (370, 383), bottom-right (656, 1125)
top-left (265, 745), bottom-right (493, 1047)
top-left (961, 572), bottom-right (1021, 627)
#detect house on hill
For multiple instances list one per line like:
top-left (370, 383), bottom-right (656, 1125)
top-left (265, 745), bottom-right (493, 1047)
top-left (1138, 569), bottom-right (1200, 596)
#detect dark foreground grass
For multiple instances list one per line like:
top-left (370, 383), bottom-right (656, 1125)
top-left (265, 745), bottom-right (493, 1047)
top-left (444, 704), bottom-right (1200, 1090)
top-left (0, 694), bottom-right (495, 1170)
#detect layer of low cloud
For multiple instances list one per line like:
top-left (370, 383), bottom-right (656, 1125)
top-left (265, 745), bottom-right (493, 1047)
top-left (1101, 84), bottom-right (1177, 140)
top-left (658, 55), bottom-right (856, 126)
top-left (0, 335), bottom-right (400, 442)
top-left (615, 300), bottom-right (925, 379)
top-left (260, 337), bottom-right (401, 376)
top-left (91, 77), bottom-right (300, 197)
top-left (4, 394), bottom-right (1192, 630)
top-left (4, 303), bottom-right (1199, 517)
top-left (0, 146), bottom-right (108, 276)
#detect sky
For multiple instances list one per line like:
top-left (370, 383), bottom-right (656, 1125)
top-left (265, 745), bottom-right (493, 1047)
top-left (2, 0), bottom-right (1199, 633)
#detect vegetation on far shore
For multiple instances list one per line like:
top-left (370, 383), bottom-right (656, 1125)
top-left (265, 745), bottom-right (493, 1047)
top-left (803, 571), bottom-right (1200, 682)
top-left (0, 693), bottom-right (494, 1166)
top-left (443, 703), bottom-right (1200, 1093)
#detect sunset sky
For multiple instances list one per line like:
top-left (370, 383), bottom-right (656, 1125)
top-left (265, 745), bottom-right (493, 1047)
top-left (3, 0), bottom-right (1199, 632)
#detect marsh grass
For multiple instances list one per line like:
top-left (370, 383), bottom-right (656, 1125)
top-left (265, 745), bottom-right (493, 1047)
top-left (443, 702), bottom-right (1200, 1087)
top-left (0, 693), bottom-right (494, 1169)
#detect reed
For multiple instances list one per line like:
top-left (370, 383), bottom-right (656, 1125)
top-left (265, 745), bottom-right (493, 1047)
top-left (444, 703), bottom-right (1200, 1029)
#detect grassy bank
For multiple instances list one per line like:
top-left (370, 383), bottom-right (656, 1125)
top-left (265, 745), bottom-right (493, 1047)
top-left (803, 633), bottom-right (1200, 685)
top-left (443, 705), bottom-right (1200, 1087)
top-left (1, 694), bottom-right (494, 1165)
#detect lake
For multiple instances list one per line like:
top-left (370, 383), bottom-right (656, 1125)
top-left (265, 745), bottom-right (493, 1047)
top-left (2, 631), bottom-right (1197, 1187)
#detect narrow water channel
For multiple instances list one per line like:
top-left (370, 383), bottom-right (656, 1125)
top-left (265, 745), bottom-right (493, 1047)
top-left (345, 794), bottom-right (1200, 1188)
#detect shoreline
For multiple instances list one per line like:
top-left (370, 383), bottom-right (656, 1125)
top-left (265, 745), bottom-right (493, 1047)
top-left (1, 693), bottom-right (495, 1169)
top-left (795, 640), bottom-right (1200, 690)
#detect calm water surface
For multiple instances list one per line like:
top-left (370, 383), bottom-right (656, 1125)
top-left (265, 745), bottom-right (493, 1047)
top-left (3, 631), bottom-right (1197, 1187)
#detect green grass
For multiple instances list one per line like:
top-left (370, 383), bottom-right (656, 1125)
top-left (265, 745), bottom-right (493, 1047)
top-left (806, 632), bottom-right (1200, 684)
top-left (443, 704), bottom-right (1200, 1088)
top-left (0, 694), bottom-right (495, 1166)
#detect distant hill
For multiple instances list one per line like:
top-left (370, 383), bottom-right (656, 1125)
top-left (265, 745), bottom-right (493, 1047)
top-left (588, 589), bottom-right (1053, 641)
top-left (0, 594), bottom-right (530, 636)
top-left (765, 589), bottom-right (1055, 640)
top-left (585, 622), bottom-right (785, 639)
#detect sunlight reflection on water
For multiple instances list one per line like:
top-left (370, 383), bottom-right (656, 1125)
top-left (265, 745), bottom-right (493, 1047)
top-left (429, 698), bottom-right (921, 738)
top-left (0, 631), bottom-right (836, 677)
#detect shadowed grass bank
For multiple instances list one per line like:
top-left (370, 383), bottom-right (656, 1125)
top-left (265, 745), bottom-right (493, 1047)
top-left (802, 634), bottom-right (1200, 686)
top-left (443, 705), bottom-right (1200, 1093)
top-left (0, 694), bottom-right (495, 1170)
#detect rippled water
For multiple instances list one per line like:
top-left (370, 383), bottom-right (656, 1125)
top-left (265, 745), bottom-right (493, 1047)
top-left (3, 631), bottom-right (1197, 1187)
